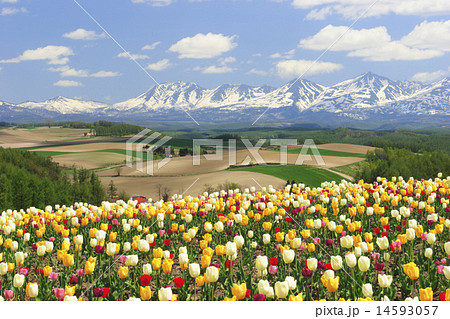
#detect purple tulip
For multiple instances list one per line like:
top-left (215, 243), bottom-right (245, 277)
top-left (301, 268), bottom-right (312, 278)
top-left (93, 287), bottom-right (104, 298)
top-left (253, 294), bottom-right (266, 301)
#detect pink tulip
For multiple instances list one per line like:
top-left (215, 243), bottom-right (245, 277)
top-left (49, 237), bottom-right (55, 242)
top-left (158, 230), bottom-right (166, 237)
top-left (120, 255), bottom-right (127, 263)
top-left (19, 267), bottom-right (29, 276)
top-left (393, 241), bottom-right (401, 249)
top-left (4, 290), bottom-right (14, 300)
top-left (299, 244), bottom-right (306, 250)
top-left (49, 272), bottom-right (59, 281)
top-left (95, 217), bottom-right (101, 223)
top-left (107, 214), bottom-right (113, 220)
top-left (76, 269), bottom-right (84, 276)
top-left (321, 222), bottom-right (327, 227)
top-left (371, 253), bottom-right (380, 261)
top-left (53, 288), bottom-right (65, 300)
top-left (441, 258), bottom-right (447, 265)
top-left (341, 231), bottom-right (347, 236)
top-left (226, 220), bottom-right (233, 227)
top-left (421, 233), bottom-right (427, 241)
top-left (314, 237), bottom-right (321, 245)
top-left (276, 244), bottom-right (282, 251)
top-left (437, 265), bottom-right (444, 274)
top-left (268, 265), bottom-right (278, 274)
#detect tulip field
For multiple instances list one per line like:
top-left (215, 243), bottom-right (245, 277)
top-left (0, 175), bottom-right (449, 301)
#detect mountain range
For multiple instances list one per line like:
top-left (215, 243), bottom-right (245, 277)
top-left (1, 72), bottom-right (449, 125)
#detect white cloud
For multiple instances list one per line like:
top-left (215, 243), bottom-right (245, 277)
top-left (270, 49), bottom-right (295, 59)
top-left (49, 66), bottom-right (89, 77)
top-left (146, 59), bottom-right (172, 71)
top-left (411, 70), bottom-right (448, 82)
top-left (292, 0), bottom-right (450, 20)
top-left (0, 45), bottom-right (73, 65)
top-left (1, 7), bottom-right (26, 16)
top-left (252, 53), bottom-right (262, 57)
top-left (299, 23), bottom-right (447, 62)
top-left (246, 68), bottom-right (268, 76)
top-left (169, 33), bottom-right (237, 59)
top-left (62, 28), bottom-right (106, 41)
top-left (348, 42), bottom-right (443, 61)
top-left (2, 0), bottom-right (19, 3)
top-left (117, 52), bottom-right (150, 60)
top-left (131, 0), bottom-right (174, 6)
top-left (202, 65), bottom-right (234, 74)
top-left (299, 25), bottom-right (391, 51)
top-left (53, 80), bottom-right (83, 87)
top-left (91, 71), bottom-right (121, 78)
top-left (401, 20), bottom-right (450, 52)
top-left (275, 59), bottom-right (343, 79)
top-left (219, 56), bottom-right (236, 65)
top-left (142, 42), bottom-right (161, 50)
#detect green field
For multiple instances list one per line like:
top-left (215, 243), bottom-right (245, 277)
top-left (287, 147), bottom-right (366, 158)
top-left (230, 164), bottom-right (347, 187)
top-left (329, 162), bottom-right (364, 179)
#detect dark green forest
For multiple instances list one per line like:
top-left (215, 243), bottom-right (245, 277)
top-left (355, 148), bottom-right (450, 182)
top-left (64, 120), bottom-right (145, 137)
top-left (0, 148), bottom-right (106, 210)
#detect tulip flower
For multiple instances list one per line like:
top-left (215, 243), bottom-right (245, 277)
top-left (378, 274), bottom-right (393, 288)
top-left (419, 287), bottom-right (433, 301)
top-left (274, 281), bottom-right (289, 299)
top-left (232, 283), bottom-right (247, 300)
top-left (282, 249), bottom-right (295, 264)
top-left (443, 266), bottom-right (450, 279)
top-left (234, 235), bottom-right (244, 249)
top-left (53, 288), bottom-right (65, 300)
top-left (331, 256), bottom-right (343, 270)
top-left (376, 237), bottom-right (389, 250)
top-left (189, 263), bottom-right (200, 278)
top-left (26, 283), bottom-right (39, 298)
top-left (253, 294), bottom-right (266, 301)
top-left (140, 286), bottom-right (152, 301)
top-left (118, 267), bottom-right (129, 279)
top-left (307, 258), bottom-right (318, 271)
top-left (255, 255), bottom-right (268, 271)
top-left (362, 284), bottom-right (373, 298)
top-left (285, 276), bottom-right (297, 290)
top-left (205, 266), bottom-right (219, 282)
top-left (226, 242), bottom-right (237, 256)
top-left (158, 287), bottom-right (173, 301)
top-left (13, 274), bottom-right (25, 288)
top-left (403, 262), bottom-right (419, 280)
top-left (358, 256), bottom-right (370, 272)
top-left (4, 290), bottom-right (13, 300)
top-left (140, 274), bottom-right (151, 286)
top-left (93, 288), bottom-right (104, 298)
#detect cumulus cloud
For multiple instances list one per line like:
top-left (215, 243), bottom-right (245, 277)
top-left (49, 66), bottom-right (120, 78)
top-left (411, 70), bottom-right (448, 82)
top-left (117, 52), bottom-right (150, 60)
top-left (142, 42), bottom-right (161, 50)
top-left (299, 24), bottom-right (446, 62)
top-left (292, 0), bottom-right (450, 20)
top-left (49, 66), bottom-right (89, 77)
top-left (401, 20), bottom-right (450, 52)
top-left (1, 7), bottom-right (26, 16)
top-left (0, 45), bottom-right (73, 65)
top-left (246, 68), bottom-right (268, 76)
top-left (299, 25), bottom-right (391, 51)
top-left (146, 59), bottom-right (172, 71)
top-left (169, 33), bottom-right (237, 59)
top-left (270, 49), bottom-right (295, 59)
top-left (131, 0), bottom-right (174, 6)
top-left (53, 80), bottom-right (83, 87)
top-left (275, 59), bottom-right (343, 79)
top-left (90, 71), bottom-right (121, 78)
top-left (62, 28), bottom-right (106, 41)
top-left (348, 42), bottom-right (443, 61)
top-left (202, 65), bottom-right (234, 74)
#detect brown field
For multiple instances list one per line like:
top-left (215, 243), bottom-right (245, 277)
top-left (100, 171), bottom-right (286, 199)
top-left (1, 127), bottom-right (366, 197)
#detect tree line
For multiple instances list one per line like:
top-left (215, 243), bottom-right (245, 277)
top-left (0, 148), bottom-right (106, 210)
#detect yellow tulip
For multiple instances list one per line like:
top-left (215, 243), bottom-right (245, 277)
top-left (153, 247), bottom-right (163, 259)
top-left (65, 285), bottom-right (75, 297)
top-left (403, 262), bottom-right (419, 280)
top-left (215, 245), bottom-right (226, 256)
top-left (162, 259), bottom-right (173, 274)
top-left (152, 258), bottom-right (162, 271)
top-left (231, 283), bottom-right (247, 300)
top-left (118, 266), bottom-right (129, 279)
top-left (195, 275), bottom-right (205, 287)
top-left (63, 254), bottom-right (74, 267)
top-left (84, 260), bottom-right (95, 275)
top-left (289, 293), bottom-right (303, 301)
top-left (419, 287), bottom-right (433, 301)
top-left (140, 286), bottom-right (152, 301)
top-left (43, 266), bottom-right (52, 277)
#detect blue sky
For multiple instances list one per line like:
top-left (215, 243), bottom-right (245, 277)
top-left (0, 0), bottom-right (449, 104)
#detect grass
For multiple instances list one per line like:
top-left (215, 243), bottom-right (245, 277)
top-left (32, 150), bottom-right (71, 157)
top-left (230, 164), bottom-right (347, 187)
top-left (287, 147), bottom-right (366, 158)
top-left (329, 161), bottom-right (365, 179)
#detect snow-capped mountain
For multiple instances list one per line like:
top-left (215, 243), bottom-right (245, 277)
top-left (1, 73), bottom-right (449, 125)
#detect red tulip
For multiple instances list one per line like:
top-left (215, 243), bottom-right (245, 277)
top-left (245, 289), bottom-right (251, 298)
top-left (381, 232), bottom-right (389, 237)
top-left (274, 227), bottom-right (280, 233)
top-left (226, 260), bottom-right (235, 268)
top-left (36, 268), bottom-right (44, 275)
top-left (140, 274), bottom-right (151, 286)
top-left (102, 288), bottom-right (110, 298)
top-left (374, 228), bottom-right (380, 234)
top-left (440, 293), bottom-right (446, 301)
top-left (164, 239), bottom-right (171, 246)
top-left (269, 258), bottom-right (278, 266)
top-left (174, 277), bottom-right (185, 288)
